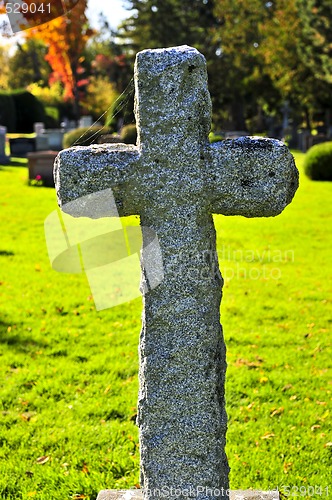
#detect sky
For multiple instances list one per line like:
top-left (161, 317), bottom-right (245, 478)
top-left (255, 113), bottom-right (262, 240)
top-left (87, 0), bottom-right (131, 29)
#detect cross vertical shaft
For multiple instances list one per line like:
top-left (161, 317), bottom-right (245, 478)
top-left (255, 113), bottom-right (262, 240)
top-left (138, 211), bottom-right (229, 496)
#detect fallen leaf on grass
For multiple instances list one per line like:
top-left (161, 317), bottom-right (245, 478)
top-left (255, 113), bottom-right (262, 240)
top-left (311, 425), bottom-right (321, 431)
top-left (270, 407), bottom-right (284, 417)
top-left (260, 432), bottom-right (275, 440)
top-left (234, 358), bottom-right (262, 369)
top-left (319, 410), bottom-right (330, 421)
top-left (82, 463), bottom-right (89, 474)
top-left (283, 461), bottom-right (293, 473)
top-left (36, 456), bottom-right (50, 465)
top-left (324, 442), bottom-right (332, 448)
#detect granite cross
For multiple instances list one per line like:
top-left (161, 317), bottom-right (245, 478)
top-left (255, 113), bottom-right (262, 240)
top-left (54, 46), bottom-right (299, 500)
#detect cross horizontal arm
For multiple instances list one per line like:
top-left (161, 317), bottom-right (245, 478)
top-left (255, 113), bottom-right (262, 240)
top-left (54, 144), bottom-right (141, 217)
top-left (204, 137), bottom-right (299, 217)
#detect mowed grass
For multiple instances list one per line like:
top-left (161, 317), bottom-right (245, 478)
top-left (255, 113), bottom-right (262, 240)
top-left (0, 153), bottom-right (331, 499)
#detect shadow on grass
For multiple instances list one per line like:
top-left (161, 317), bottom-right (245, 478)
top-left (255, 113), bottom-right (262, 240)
top-left (0, 250), bottom-right (14, 256)
top-left (0, 158), bottom-right (28, 169)
top-left (0, 319), bottom-right (48, 352)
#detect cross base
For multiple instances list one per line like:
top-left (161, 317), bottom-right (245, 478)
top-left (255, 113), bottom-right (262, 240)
top-left (97, 489), bottom-right (279, 500)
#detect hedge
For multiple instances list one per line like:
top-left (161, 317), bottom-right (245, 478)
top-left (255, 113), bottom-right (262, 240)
top-left (0, 90), bottom-right (46, 133)
top-left (0, 92), bottom-right (16, 132)
top-left (11, 90), bottom-right (46, 133)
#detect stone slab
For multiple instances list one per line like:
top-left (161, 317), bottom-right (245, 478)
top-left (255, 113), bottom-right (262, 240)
top-left (9, 137), bottom-right (36, 157)
top-left (97, 490), bottom-right (279, 500)
top-left (0, 154), bottom-right (10, 165)
top-left (35, 135), bottom-right (49, 151)
top-left (28, 150), bottom-right (58, 187)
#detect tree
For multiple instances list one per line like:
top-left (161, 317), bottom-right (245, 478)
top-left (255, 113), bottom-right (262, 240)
top-left (81, 76), bottom-right (119, 123)
top-left (118, 0), bottom-right (230, 127)
top-left (119, 0), bottom-right (218, 53)
top-left (212, 0), bottom-right (281, 130)
top-left (258, 0), bottom-right (332, 130)
top-left (86, 14), bottom-right (133, 94)
top-left (27, 0), bottom-right (93, 120)
top-left (0, 45), bottom-right (10, 89)
top-left (7, 39), bottom-right (51, 89)
top-left (296, 0), bottom-right (332, 85)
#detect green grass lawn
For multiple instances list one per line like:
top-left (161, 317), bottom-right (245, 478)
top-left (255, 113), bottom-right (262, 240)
top-left (0, 153), bottom-right (331, 499)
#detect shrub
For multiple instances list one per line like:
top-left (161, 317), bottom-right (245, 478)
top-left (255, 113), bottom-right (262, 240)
top-left (44, 106), bottom-right (60, 127)
top-left (27, 81), bottom-right (64, 107)
top-left (304, 141), bottom-right (332, 181)
top-left (11, 90), bottom-right (46, 133)
top-left (0, 92), bottom-right (16, 132)
top-left (82, 76), bottom-right (119, 125)
top-left (120, 124), bottom-right (137, 144)
top-left (209, 131), bottom-right (224, 143)
top-left (105, 91), bottom-right (135, 131)
top-left (63, 126), bottom-right (108, 149)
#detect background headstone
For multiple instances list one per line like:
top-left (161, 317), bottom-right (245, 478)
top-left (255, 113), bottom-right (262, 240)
top-left (34, 122), bottom-right (45, 135)
top-left (0, 126), bottom-right (10, 165)
top-left (28, 151), bottom-right (58, 186)
top-left (44, 129), bottom-right (65, 150)
top-left (9, 137), bottom-right (36, 157)
top-left (79, 116), bottom-right (93, 128)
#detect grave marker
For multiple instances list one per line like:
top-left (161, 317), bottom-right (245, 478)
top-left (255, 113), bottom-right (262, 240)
top-left (54, 46), bottom-right (298, 499)
top-left (0, 126), bottom-right (10, 165)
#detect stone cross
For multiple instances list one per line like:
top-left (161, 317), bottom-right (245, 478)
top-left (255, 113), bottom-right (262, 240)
top-left (54, 46), bottom-right (298, 499)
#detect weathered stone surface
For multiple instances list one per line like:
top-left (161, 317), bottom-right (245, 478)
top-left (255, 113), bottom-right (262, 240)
top-left (54, 45), bottom-right (298, 500)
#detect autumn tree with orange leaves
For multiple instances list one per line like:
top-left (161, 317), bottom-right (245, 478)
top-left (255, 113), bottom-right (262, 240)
top-left (25, 0), bottom-right (93, 120)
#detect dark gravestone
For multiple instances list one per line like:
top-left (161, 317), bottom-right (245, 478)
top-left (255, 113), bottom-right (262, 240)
top-left (9, 137), bottom-right (36, 157)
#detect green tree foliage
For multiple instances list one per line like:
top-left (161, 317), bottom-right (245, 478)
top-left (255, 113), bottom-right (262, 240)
top-left (81, 76), bottom-right (119, 123)
top-left (118, 0), bottom-right (232, 127)
top-left (119, 0), bottom-right (218, 53)
top-left (213, 0), bottom-right (279, 130)
top-left (0, 46), bottom-right (10, 90)
top-left (258, 0), bottom-right (331, 129)
top-left (85, 14), bottom-right (133, 93)
top-left (8, 39), bottom-right (51, 89)
top-left (296, 0), bottom-right (332, 85)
